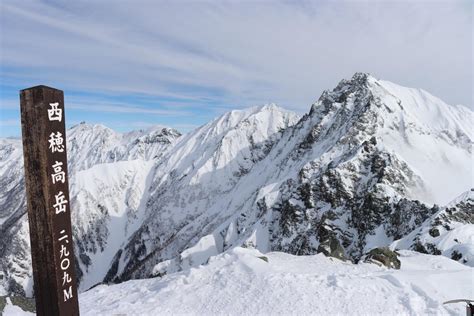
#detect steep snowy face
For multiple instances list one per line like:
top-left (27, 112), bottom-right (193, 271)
top-left (0, 139), bottom-right (23, 225)
top-left (106, 104), bottom-right (300, 282)
top-left (0, 138), bottom-right (30, 295)
top-left (0, 124), bottom-right (181, 295)
top-left (71, 160), bottom-right (156, 291)
top-left (370, 79), bottom-right (472, 205)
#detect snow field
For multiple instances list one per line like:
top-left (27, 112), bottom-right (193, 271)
top-left (77, 248), bottom-right (473, 315)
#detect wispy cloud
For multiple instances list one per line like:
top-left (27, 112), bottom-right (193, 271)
top-left (0, 99), bottom-right (19, 110)
top-left (0, 0), bottom-right (471, 138)
top-left (103, 120), bottom-right (199, 132)
top-left (67, 100), bottom-right (193, 116)
top-left (0, 119), bottom-right (19, 126)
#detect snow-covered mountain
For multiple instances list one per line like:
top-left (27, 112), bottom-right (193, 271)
top-left (0, 73), bottom-right (472, 297)
top-left (0, 124), bottom-right (182, 295)
top-left (67, 122), bottom-right (181, 171)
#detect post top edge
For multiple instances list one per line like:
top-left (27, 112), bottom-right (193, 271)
top-left (20, 85), bottom-right (63, 93)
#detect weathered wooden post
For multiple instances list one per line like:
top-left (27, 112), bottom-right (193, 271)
top-left (20, 86), bottom-right (80, 316)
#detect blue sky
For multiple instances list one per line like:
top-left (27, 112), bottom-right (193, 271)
top-left (0, 0), bottom-right (472, 137)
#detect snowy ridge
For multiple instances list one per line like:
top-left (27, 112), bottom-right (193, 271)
top-left (67, 122), bottom-right (181, 171)
top-left (444, 189), bottom-right (474, 208)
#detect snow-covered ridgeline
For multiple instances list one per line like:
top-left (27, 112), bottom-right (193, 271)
top-left (0, 73), bottom-right (472, 298)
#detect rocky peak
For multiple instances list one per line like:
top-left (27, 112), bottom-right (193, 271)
top-left (304, 72), bottom-right (472, 205)
top-left (333, 72), bottom-right (373, 95)
top-left (310, 72), bottom-right (374, 115)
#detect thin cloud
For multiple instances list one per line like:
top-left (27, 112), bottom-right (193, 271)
top-left (0, 0), bottom-right (471, 120)
top-left (0, 100), bottom-right (20, 110)
top-left (172, 123), bottom-right (201, 133)
top-left (68, 102), bottom-right (192, 116)
top-left (0, 119), bottom-right (19, 126)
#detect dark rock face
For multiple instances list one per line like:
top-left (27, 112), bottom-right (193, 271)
top-left (317, 233), bottom-right (347, 261)
top-left (0, 295), bottom-right (36, 314)
top-left (429, 228), bottom-right (440, 237)
top-left (451, 250), bottom-right (462, 261)
top-left (267, 155), bottom-right (437, 262)
top-left (364, 247), bottom-right (401, 269)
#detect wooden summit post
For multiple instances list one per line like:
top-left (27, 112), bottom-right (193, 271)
top-left (20, 86), bottom-right (80, 316)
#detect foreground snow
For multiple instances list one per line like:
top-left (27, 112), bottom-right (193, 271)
top-left (76, 248), bottom-right (472, 315)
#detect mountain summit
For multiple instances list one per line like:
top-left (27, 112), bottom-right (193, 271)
top-left (0, 73), bottom-right (472, 296)
top-left (307, 73), bottom-right (471, 205)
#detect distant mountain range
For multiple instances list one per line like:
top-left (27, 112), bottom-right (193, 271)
top-left (0, 73), bottom-right (472, 296)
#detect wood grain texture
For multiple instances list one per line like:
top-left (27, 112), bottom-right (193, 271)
top-left (20, 86), bottom-right (80, 316)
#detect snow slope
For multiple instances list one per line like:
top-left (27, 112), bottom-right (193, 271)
top-left (67, 123), bottom-right (181, 171)
top-left (71, 159), bottom-right (156, 290)
top-left (77, 247), bottom-right (473, 316)
top-left (372, 79), bottom-right (472, 205)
